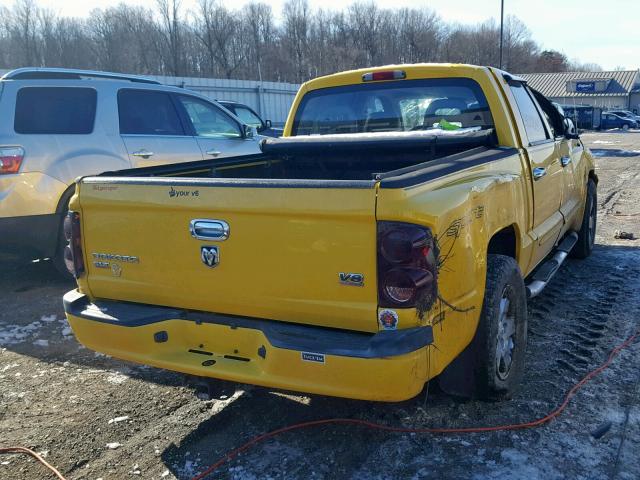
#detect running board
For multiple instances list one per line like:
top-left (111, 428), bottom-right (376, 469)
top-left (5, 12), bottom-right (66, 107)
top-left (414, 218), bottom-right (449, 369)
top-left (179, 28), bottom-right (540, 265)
top-left (526, 232), bottom-right (578, 299)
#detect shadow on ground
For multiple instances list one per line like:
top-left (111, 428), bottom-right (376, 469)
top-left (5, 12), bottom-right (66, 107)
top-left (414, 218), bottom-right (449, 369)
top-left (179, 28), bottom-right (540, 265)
top-left (590, 148), bottom-right (640, 158)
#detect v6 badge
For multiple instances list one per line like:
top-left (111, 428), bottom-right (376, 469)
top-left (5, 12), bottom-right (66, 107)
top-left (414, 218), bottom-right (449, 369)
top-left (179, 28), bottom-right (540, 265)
top-left (201, 246), bottom-right (219, 268)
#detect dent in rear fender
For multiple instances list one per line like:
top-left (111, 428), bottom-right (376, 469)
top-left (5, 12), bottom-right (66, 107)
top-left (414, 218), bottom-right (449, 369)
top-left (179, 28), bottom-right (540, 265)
top-left (375, 154), bottom-right (529, 375)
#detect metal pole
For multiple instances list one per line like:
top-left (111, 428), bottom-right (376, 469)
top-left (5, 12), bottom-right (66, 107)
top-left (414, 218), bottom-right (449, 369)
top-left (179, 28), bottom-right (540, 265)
top-left (499, 0), bottom-right (504, 69)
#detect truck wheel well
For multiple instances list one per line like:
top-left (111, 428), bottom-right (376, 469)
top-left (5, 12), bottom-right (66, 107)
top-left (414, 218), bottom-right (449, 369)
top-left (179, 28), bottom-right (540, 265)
top-left (56, 184), bottom-right (76, 214)
top-left (487, 226), bottom-right (517, 260)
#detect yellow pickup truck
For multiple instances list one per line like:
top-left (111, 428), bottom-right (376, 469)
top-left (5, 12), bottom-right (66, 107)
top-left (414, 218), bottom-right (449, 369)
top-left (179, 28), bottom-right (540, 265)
top-left (63, 64), bottom-right (596, 402)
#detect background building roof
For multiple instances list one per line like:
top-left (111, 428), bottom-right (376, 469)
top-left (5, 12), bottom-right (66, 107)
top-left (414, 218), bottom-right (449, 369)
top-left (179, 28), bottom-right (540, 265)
top-left (519, 70), bottom-right (640, 98)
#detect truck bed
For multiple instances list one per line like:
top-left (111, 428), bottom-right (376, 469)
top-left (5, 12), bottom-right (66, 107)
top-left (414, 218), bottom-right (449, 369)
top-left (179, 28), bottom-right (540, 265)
top-left (101, 129), bottom-right (498, 182)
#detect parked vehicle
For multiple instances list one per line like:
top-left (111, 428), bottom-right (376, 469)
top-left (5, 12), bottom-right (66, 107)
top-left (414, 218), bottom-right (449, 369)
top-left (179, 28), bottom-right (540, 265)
top-left (561, 104), bottom-right (602, 130)
top-left (217, 100), bottom-right (283, 137)
top-left (605, 110), bottom-right (640, 123)
top-left (63, 64), bottom-right (596, 402)
top-left (600, 112), bottom-right (638, 130)
top-left (0, 68), bottom-right (262, 272)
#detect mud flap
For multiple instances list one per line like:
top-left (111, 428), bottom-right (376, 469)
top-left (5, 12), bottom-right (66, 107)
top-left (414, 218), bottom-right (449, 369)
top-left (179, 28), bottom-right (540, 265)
top-left (437, 339), bottom-right (478, 398)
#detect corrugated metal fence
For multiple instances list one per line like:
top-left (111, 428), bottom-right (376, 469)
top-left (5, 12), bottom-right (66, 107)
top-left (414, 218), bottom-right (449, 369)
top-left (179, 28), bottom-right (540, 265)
top-left (0, 69), bottom-right (301, 126)
top-left (149, 75), bottom-right (301, 126)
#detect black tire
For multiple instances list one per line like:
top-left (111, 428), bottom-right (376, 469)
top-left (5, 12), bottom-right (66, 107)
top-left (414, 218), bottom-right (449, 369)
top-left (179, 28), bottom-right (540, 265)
top-left (474, 254), bottom-right (528, 400)
top-left (571, 179), bottom-right (597, 259)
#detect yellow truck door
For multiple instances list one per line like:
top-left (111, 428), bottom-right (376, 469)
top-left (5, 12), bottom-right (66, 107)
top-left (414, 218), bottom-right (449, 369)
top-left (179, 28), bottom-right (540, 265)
top-left (507, 81), bottom-right (564, 268)
top-left (558, 136), bottom-right (586, 226)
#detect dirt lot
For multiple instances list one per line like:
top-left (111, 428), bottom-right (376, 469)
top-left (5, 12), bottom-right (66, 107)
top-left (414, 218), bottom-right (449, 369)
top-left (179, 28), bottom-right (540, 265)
top-left (1, 131), bottom-right (640, 480)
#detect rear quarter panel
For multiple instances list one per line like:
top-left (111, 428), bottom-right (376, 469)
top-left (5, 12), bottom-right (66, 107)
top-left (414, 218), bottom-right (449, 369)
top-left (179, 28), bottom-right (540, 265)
top-left (376, 151), bottom-right (532, 377)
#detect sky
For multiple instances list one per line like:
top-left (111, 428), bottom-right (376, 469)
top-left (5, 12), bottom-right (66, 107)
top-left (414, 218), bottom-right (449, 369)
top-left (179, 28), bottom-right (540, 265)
top-left (36, 0), bottom-right (640, 71)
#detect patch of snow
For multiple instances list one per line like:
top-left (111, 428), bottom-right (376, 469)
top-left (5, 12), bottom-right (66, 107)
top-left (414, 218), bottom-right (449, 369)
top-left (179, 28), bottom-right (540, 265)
top-left (40, 314), bottom-right (58, 323)
top-left (105, 442), bottom-right (122, 449)
top-left (106, 371), bottom-right (129, 385)
top-left (108, 416), bottom-right (130, 424)
top-left (33, 339), bottom-right (49, 347)
top-left (0, 321), bottom-right (42, 345)
top-left (1, 363), bottom-right (20, 372)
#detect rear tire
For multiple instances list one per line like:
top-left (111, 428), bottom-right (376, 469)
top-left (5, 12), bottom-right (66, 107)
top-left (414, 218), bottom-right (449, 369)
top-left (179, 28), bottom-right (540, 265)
top-left (622, 124), bottom-right (629, 131)
top-left (571, 179), bottom-right (597, 259)
top-left (474, 254), bottom-right (528, 400)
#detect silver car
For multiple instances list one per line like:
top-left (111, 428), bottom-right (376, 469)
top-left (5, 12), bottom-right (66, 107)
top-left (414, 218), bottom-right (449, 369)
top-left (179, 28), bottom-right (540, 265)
top-left (0, 67), bottom-right (262, 272)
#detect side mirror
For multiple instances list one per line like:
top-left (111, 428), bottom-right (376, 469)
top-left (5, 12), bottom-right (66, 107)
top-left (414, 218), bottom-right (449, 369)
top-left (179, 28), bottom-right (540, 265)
top-left (264, 119), bottom-right (272, 129)
top-left (563, 117), bottom-right (580, 140)
top-left (242, 124), bottom-right (258, 139)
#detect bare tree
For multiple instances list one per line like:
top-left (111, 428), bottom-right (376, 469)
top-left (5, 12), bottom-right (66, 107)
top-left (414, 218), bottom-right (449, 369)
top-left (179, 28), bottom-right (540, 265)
top-left (0, 0), bottom-right (600, 81)
top-left (283, 0), bottom-right (310, 83)
top-left (155, 0), bottom-right (183, 76)
top-left (194, 0), bottom-right (246, 78)
top-left (9, 0), bottom-right (41, 65)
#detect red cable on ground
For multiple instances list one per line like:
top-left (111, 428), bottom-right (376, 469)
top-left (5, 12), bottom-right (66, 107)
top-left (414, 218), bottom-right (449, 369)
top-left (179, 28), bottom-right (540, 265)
top-left (0, 446), bottom-right (67, 480)
top-left (190, 329), bottom-right (640, 480)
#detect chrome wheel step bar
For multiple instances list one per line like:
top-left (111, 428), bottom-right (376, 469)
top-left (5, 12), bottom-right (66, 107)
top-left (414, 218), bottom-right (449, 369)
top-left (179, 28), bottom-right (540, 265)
top-left (526, 231), bottom-right (578, 299)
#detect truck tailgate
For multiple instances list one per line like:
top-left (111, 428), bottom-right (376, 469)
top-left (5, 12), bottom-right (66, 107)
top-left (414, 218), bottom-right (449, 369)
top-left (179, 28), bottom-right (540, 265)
top-left (78, 177), bottom-right (379, 332)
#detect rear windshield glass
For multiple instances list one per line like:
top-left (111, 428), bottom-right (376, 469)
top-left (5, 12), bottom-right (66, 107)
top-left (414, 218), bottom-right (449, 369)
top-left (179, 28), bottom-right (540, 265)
top-left (292, 78), bottom-right (493, 136)
top-left (14, 87), bottom-right (97, 134)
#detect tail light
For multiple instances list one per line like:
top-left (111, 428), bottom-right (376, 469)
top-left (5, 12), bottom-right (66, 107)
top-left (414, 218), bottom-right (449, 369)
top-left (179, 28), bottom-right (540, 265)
top-left (378, 222), bottom-right (438, 309)
top-left (0, 146), bottom-right (24, 175)
top-left (63, 211), bottom-right (85, 278)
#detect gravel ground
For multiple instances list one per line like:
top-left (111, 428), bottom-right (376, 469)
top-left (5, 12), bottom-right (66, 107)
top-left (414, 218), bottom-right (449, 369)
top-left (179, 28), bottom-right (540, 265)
top-left (1, 130), bottom-right (639, 480)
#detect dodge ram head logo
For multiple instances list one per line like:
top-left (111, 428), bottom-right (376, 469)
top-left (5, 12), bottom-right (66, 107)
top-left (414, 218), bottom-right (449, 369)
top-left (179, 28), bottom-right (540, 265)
top-left (201, 246), bottom-right (219, 268)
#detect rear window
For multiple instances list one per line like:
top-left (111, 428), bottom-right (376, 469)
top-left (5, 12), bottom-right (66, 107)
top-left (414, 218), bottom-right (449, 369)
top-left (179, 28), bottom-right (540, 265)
top-left (118, 89), bottom-right (184, 136)
top-left (292, 78), bottom-right (493, 136)
top-left (14, 87), bottom-right (97, 134)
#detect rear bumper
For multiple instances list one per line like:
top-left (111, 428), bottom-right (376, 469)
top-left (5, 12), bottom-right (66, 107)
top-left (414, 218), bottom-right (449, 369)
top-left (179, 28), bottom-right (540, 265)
top-left (63, 290), bottom-right (433, 401)
top-left (0, 213), bottom-right (60, 257)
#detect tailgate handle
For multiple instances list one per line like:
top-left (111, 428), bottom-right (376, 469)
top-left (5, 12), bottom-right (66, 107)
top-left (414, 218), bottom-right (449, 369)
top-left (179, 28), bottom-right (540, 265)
top-left (190, 219), bottom-right (229, 241)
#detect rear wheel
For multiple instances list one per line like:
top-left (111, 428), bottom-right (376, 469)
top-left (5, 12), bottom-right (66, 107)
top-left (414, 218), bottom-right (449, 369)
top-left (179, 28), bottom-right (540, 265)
top-left (571, 179), bottom-right (597, 259)
top-left (474, 254), bottom-right (528, 400)
top-left (622, 124), bottom-right (630, 131)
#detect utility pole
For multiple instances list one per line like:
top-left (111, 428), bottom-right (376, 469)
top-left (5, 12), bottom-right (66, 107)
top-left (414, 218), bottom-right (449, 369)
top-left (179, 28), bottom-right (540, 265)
top-left (499, 0), bottom-right (504, 69)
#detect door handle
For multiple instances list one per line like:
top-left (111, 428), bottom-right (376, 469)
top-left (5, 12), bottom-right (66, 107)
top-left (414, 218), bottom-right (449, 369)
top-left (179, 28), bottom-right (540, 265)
top-left (190, 219), bottom-right (229, 241)
top-left (132, 149), bottom-right (154, 158)
top-left (532, 167), bottom-right (547, 180)
top-left (206, 150), bottom-right (221, 157)
top-left (561, 156), bottom-right (571, 167)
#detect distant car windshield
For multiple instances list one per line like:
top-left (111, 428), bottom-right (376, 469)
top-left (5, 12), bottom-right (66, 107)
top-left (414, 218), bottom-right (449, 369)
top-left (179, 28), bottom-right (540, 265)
top-left (232, 105), bottom-right (263, 129)
top-left (292, 78), bottom-right (493, 136)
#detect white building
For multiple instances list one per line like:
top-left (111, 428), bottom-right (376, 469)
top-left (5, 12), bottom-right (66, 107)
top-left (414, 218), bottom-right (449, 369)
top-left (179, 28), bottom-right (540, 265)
top-left (519, 70), bottom-right (640, 113)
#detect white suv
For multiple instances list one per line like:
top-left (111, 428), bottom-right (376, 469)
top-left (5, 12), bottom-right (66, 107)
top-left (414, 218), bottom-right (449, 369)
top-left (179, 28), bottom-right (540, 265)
top-left (0, 68), bottom-right (262, 271)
